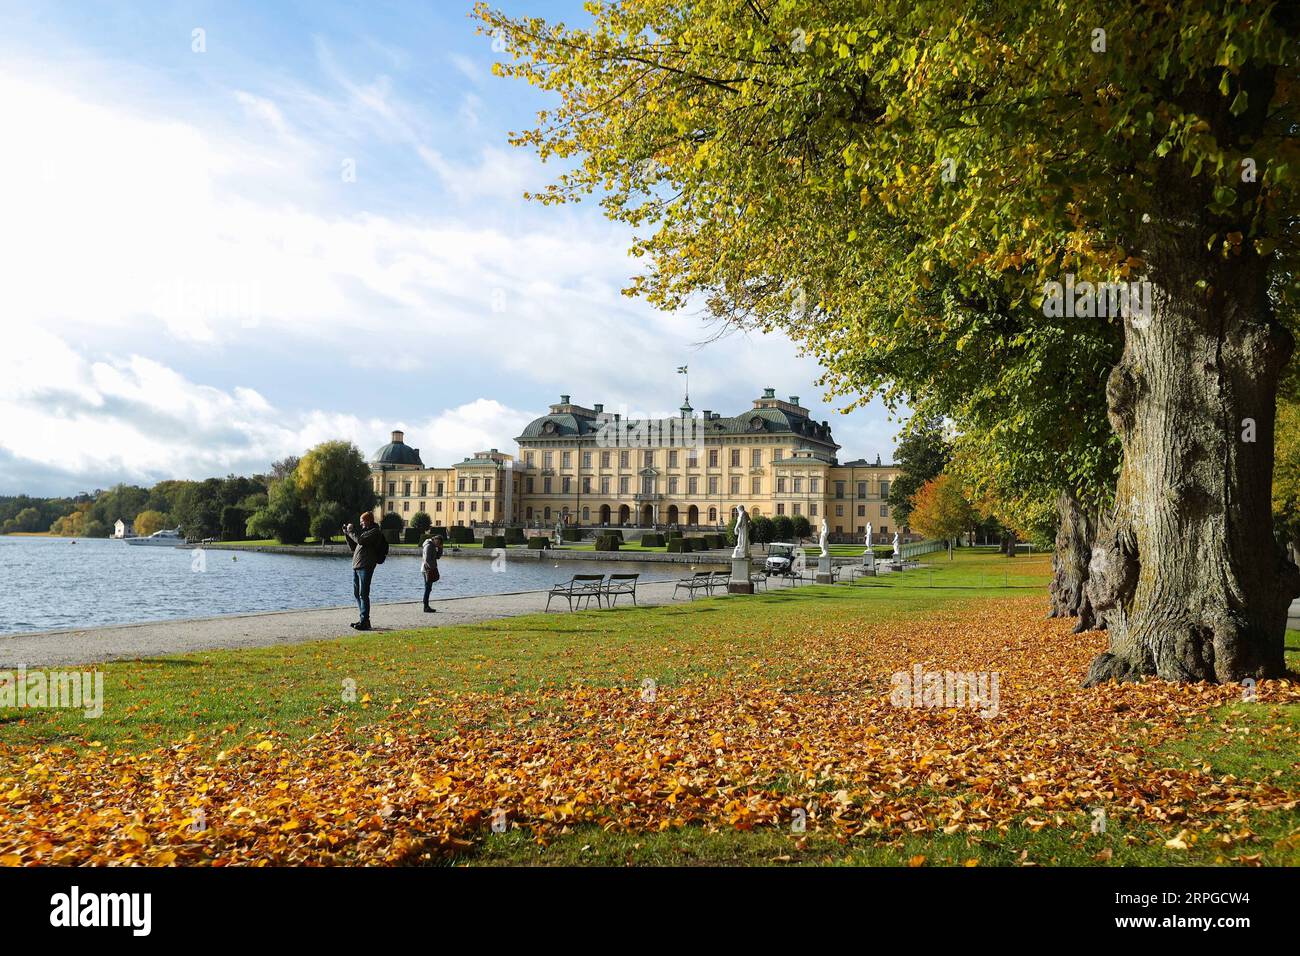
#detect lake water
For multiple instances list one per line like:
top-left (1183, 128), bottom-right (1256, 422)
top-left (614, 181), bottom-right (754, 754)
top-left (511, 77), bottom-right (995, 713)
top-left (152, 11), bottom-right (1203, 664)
top-left (0, 537), bottom-right (686, 635)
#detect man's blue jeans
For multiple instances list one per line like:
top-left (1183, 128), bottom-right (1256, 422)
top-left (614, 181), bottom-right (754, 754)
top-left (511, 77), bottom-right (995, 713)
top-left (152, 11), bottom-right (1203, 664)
top-left (353, 566), bottom-right (375, 623)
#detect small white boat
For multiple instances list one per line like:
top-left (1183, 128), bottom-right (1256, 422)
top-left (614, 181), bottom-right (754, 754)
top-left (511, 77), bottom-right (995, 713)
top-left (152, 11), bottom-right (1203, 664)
top-left (125, 529), bottom-right (185, 546)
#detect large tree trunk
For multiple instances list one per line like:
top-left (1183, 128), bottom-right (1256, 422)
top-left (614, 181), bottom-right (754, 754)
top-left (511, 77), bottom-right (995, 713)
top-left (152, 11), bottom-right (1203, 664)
top-left (1084, 155), bottom-right (1300, 685)
top-left (1049, 490), bottom-right (1100, 632)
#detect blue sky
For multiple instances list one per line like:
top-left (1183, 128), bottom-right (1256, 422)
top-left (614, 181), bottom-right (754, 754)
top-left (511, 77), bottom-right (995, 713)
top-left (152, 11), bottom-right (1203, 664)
top-left (0, 0), bottom-right (898, 496)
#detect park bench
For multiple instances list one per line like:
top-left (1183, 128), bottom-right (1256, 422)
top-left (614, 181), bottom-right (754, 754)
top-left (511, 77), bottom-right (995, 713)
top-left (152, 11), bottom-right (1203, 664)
top-left (673, 570), bottom-right (716, 600)
top-left (546, 574), bottom-right (606, 612)
top-left (602, 573), bottom-right (640, 607)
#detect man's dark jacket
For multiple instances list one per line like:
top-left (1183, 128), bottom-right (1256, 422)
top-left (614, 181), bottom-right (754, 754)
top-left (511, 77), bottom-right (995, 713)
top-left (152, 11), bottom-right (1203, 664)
top-left (345, 525), bottom-right (385, 570)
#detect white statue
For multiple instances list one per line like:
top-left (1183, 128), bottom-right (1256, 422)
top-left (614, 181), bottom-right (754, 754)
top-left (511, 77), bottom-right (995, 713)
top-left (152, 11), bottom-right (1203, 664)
top-left (864, 522), bottom-right (873, 553)
top-left (864, 523), bottom-right (874, 566)
top-left (818, 517), bottom-right (829, 557)
top-left (553, 519), bottom-right (563, 545)
top-left (892, 531), bottom-right (901, 560)
top-left (731, 505), bottom-right (751, 559)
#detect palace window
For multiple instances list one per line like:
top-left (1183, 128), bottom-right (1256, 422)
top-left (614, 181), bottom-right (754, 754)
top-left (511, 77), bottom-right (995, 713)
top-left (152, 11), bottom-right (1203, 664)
top-left (524, 453), bottom-right (535, 467)
top-left (471, 479), bottom-right (479, 492)
top-left (751, 449), bottom-right (762, 468)
top-left (601, 451), bottom-right (611, 468)
top-left (457, 501), bottom-right (465, 512)
top-left (600, 477), bottom-right (611, 494)
top-left (436, 482), bottom-right (444, 496)
top-left (619, 450), bottom-right (630, 468)
top-left (669, 477), bottom-right (679, 494)
top-left (619, 476), bottom-right (630, 494)
top-left (687, 448), bottom-right (698, 466)
top-left (857, 505), bottom-right (865, 517)
top-left (544, 507), bottom-right (551, 519)
top-left (777, 478), bottom-right (786, 493)
top-left (688, 477), bottom-right (698, 495)
top-left (470, 501), bottom-right (477, 512)
top-left (387, 482), bottom-right (396, 496)
top-left (419, 481), bottom-right (428, 496)
top-left (582, 507), bottom-right (590, 521)
top-left (858, 482), bottom-right (866, 497)
top-left (810, 478), bottom-right (819, 493)
top-left (835, 482), bottom-right (845, 499)
top-left (708, 507), bottom-right (717, 523)
top-left (403, 481), bottom-right (411, 496)
top-left (880, 525), bottom-right (888, 536)
top-left (708, 477), bottom-right (719, 494)
top-left (751, 477), bottom-right (761, 495)
top-left (403, 501), bottom-right (410, 512)
top-left (793, 503), bottom-right (801, 515)
top-left (526, 477), bottom-right (534, 493)
top-left (793, 478), bottom-right (803, 493)
top-left (484, 479), bottom-right (492, 492)
top-left (708, 449), bottom-right (719, 468)
top-left (582, 452), bottom-right (592, 468)
top-left (582, 477), bottom-right (592, 494)
top-left (729, 476), bottom-right (740, 494)
top-left (668, 450), bottom-right (678, 468)
top-left (880, 504), bottom-right (889, 517)
top-left (810, 504), bottom-right (817, 516)
top-left (880, 480), bottom-right (891, 497)
top-left (457, 479), bottom-right (465, 492)
top-left (543, 452), bottom-right (553, 469)
top-left (543, 477), bottom-right (552, 494)
top-left (776, 503), bottom-right (785, 515)
top-left (419, 501), bottom-right (425, 512)
top-left (730, 449), bottom-right (740, 467)
top-left (436, 502), bottom-right (442, 512)
top-left (484, 502), bottom-right (491, 512)
top-left (562, 477), bottom-right (572, 494)
top-left (562, 451), bottom-right (571, 468)
top-left (643, 450), bottom-right (655, 467)
top-left (836, 504), bottom-right (844, 516)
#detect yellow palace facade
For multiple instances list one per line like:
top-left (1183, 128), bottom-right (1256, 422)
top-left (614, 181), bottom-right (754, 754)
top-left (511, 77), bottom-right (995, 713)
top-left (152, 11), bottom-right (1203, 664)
top-left (370, 388), bottom-right (905, 541)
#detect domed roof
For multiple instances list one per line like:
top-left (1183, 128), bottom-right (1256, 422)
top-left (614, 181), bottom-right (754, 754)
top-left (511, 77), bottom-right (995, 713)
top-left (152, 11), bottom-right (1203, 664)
top-left (373, 430), bottom-right (424, 467)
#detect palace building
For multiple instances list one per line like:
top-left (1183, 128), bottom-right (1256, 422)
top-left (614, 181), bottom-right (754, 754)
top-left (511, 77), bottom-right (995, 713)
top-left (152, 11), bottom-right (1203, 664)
top-left (369, 388), bottom-right (905, 541)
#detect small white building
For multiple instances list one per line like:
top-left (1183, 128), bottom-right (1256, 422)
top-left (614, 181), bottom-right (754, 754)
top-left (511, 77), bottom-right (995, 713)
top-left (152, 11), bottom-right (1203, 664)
top-left (113, 519), bottom-right (135, 539)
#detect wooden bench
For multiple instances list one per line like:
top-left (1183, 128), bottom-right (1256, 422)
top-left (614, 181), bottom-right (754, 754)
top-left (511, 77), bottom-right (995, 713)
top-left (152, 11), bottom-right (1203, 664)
top-left (546, 574), bottom-right (606, 611)
top-left (673, 570), bottom-right (715, 600)
top-left (602, 573), bottom-right (640, 607)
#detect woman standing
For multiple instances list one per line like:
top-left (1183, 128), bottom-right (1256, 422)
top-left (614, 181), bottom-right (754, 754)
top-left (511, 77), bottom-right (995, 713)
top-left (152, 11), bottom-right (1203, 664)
top-left (421, 533), bottom-right (444, 612)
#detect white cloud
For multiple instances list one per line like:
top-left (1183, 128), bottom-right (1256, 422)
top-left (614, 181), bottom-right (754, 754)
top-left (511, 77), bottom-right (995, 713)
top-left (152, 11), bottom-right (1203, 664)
top-left (0, 54), bottom-right (899, 494)
top-left (0, 328), bottom-right (535, 492)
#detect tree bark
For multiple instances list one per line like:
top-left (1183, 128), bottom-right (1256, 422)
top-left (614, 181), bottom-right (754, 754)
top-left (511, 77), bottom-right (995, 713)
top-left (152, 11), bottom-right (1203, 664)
top-left (1084, 154), bottom-right (1300, 685)
top-left (1049, 490), bottom-right (1100, 632)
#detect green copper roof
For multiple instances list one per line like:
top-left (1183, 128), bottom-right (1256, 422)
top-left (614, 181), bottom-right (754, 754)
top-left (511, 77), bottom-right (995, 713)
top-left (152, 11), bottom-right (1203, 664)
top-left (372, 441), bottom-right (424, 467)
top-left (517, 407), bottom-right (838, 445)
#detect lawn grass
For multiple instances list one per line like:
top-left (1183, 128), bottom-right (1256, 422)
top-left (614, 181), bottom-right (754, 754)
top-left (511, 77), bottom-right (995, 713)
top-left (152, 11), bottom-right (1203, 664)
top-left (3, 547), bottom-right (1296, 866)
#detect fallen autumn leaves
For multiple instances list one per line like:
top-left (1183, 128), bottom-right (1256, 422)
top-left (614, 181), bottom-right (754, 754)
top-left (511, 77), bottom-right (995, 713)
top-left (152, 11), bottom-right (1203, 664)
top-left (1, 598), bottom-right (1296, 865)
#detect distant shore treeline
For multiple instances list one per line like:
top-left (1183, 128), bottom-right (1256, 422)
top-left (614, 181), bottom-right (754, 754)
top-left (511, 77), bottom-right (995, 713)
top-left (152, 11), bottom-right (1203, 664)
top-left (0, 440), bottom-right (375, 543)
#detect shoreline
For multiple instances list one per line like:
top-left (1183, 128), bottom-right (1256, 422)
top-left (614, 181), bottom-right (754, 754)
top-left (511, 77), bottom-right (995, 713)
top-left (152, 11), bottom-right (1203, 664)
top-left (0, 580), bottom-right (698, 668)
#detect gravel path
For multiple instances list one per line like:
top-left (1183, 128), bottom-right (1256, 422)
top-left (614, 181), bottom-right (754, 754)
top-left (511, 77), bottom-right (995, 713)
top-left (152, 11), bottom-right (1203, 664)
top-left (0, 580), bottom-right (697, 667)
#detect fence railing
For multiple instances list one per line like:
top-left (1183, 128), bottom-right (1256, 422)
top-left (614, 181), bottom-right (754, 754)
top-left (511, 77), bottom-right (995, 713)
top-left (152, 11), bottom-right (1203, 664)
top-left (899, 539), bottom-right (946, 560)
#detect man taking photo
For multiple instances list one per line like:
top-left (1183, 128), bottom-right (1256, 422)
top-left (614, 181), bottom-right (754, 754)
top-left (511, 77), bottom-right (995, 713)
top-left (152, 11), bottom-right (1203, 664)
top-left (343, 511), bottom-right (387, 631)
